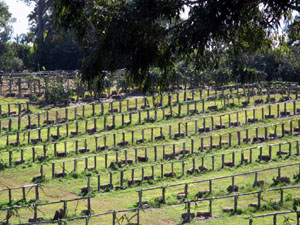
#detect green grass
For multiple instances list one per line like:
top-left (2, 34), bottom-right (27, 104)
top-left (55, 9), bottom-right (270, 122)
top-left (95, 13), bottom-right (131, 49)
top-left (1, 85), bottom-right (300, 224)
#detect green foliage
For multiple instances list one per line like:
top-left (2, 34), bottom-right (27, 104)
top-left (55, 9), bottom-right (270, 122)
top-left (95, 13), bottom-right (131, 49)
top-left (46, 76), bottom-right (72, 105)
top-left (0, 158), bottom-right (7, 171)
top-left (31, 30), bottom-right (83, 71)
top-left (70, 172), bottom-right (80, 179)
top-left (53, 0), bottom-right (297, 91)
top-left (293, 197), bottom-right (300, 211)
top-left (32, 175), bottom-right (45, 184)
top-left (0, 1), bottom-right (13, 71)
top-left (208, 68), bottom-right (232, 86)
top-left (115, 212), bottom-right (139, 225)
top-left (0, 33), bottom-right (34, 72)
top-left (261, 201), bottom-right (282, 211)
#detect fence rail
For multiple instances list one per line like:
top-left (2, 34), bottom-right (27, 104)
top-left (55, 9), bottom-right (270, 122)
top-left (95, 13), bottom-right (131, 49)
top-left (136, 161), bottom-right (300, 207)
top-left (246, 210), bottom-right (300, 225)
top-left (182, 185), bottom-right (300, 222)
top-left (82, 138), bottom-right (300, 192)
top-left (0, 196), bottom-right (92, 225)
top-left (2, 98), bottom-right (300, 167)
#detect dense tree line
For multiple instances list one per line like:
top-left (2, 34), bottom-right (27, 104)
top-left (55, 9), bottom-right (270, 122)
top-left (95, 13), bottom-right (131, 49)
top-left (0, 0), bottom-right (82, 72)
top-left (51, 0), bottom-right (300, 91)
top-left (1, 0), bottom-right (300, 92)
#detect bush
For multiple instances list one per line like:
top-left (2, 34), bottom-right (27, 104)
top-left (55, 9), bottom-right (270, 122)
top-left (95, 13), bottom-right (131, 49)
top-left (45, 77), bottom-right (72, 105)
top-left (0, 159), bottom-right (7, 171)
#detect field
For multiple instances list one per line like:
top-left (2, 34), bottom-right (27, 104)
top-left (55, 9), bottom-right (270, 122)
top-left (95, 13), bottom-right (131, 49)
top-left (0, 81), bottom-right (300, 224)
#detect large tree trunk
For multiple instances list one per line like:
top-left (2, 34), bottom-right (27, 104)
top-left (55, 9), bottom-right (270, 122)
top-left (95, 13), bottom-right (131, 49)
top-left (37, 0), bottom-right (46, 44)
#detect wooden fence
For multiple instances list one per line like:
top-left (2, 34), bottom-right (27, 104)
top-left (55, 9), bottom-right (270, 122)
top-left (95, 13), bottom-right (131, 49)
top-left (0, 196), bottom-right (92, 224)
top-left (136, 162), bottom-right (300, 207)
top-left (246, 210), bottom-right (300, 225)
top-left (18, 208), bottom-right (140, 225)
top-left (183, 185), bottom-right (300, 222)
top-left (0, 76), bottom-right (241, 118)
top-left (0, 80), bottom-right (297, 126)
top-left (0, 184), bottom-right (40, 205)
top-left (3, 99), bottom-right (300, 166)
top-left (0, 71), bottom-right (73, 98)
top-left (82, 138), bottom-right (300, 192)
top-left (0, 81), bottom-right (293, 137)
top-left (25, 118), bottom-right (300, 184)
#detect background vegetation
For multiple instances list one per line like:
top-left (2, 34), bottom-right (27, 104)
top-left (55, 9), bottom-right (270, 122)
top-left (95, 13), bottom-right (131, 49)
top-left (1, 0), bottom-right (300, 91)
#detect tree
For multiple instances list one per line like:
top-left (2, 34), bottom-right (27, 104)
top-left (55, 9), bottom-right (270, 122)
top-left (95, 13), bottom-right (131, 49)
top-left (52, 0), bottom-right (299, 91)
top-left (0, 34), bottom-right (34, 72)
top-left (22, 0), bottom-right (50, 45)
top-left (22, 0), bottom-right (82, 71)
top-left (0, 1), bottom-right (12, 71)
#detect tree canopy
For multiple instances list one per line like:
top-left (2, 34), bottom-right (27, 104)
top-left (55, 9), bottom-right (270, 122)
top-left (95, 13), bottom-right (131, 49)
top-left (0, 1), bottom-right (12, 70)
top-left (22, 0), bottom-right (83, 71)
top-left (52, 0), bottom-right (300, 91)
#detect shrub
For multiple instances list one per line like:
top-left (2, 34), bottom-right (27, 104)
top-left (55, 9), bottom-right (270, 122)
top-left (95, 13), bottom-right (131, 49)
top-left (45, 77), bottom-right (73, 105)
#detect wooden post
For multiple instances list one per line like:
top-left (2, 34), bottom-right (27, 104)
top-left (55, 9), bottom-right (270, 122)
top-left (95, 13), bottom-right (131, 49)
top-left (32, 147), bottom-right (36, 162)
top-left (87, 176), bottom-right (91, 193)
top-left (222, 154), bottom-right (225, 168)
top-left (191, 139), bottom-right (194, 154)
top-left (122, 132), bottom-right (126, 145)
top-left (52, 163), bottom-right (55, 178)
top-left (112, 115), bottom-right (115, 128)
top-left (162, 187), bottom-right (166, 203)
top-left (161, 164), bottom-right (164, 179)
top-left (185, 122), bottom-right (188, 136)
top-left (257, 191), bottom-right (261, 208)
top-left (151, 128), bottom-right (154, 141)
top-left (138, 111), bottom-right (141, 124)
top-left (120, 170), bottom-right (124, 187)
top-left (40, 165), bottom-right (44, 177)
top-left (138, 190), bottom-right (143, 207)
top-left (112, 133), bottom-right (116, 146)
top-left (8, 151), bottom-right (12, 167)
top-left (234, 195), bottom-right (238, 212)
top-left (8, 104), bottom-right (11, 116)
top-left (131, 130), bottom-right (134, 144)
top-left (209, 198), bottom-right (212, 217)
top-left (8, 188), bottom-right (12, 203)
top-left (277, 167), bottom-right (281, 180)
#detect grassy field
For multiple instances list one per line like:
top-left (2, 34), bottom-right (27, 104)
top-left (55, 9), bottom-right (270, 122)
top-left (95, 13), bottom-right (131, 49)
top-left (0, 84), bottom-right (300, 224)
